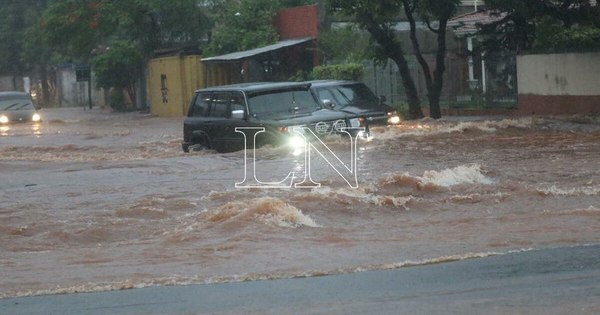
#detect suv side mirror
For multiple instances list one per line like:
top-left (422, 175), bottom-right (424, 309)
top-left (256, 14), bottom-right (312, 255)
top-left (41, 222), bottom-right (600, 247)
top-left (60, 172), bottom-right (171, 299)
top-left (379, 95), bottom-right (386, 104)
top-left (322, 99), bottom-right (335, 109)
top-left (231, 109), bottom-right (245, 119)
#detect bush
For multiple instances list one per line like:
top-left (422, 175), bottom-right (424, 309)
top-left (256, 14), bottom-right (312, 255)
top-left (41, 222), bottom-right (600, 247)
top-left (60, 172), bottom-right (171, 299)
top-left (92, 41), bottom-right (142, 111)
top-left (109, 88), bottom-right (126, 112)
top-left (310, 63), bottom-right (364, 81)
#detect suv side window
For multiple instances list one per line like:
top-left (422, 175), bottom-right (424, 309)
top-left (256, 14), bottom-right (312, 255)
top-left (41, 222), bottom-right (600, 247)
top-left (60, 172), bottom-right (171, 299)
top-left (230, 92), bottom-right (246, 114)
top-left (208, 92), bottom-right (230, 118)
top-left (190, 92), bottom-right (211, 117)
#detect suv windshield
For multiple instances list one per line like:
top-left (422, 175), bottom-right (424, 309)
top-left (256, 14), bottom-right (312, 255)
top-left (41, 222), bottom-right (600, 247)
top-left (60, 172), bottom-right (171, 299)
top-left (315, 83), bottom-right (380, 109)
top-left (0, 97), bottom-right (34, 111)
top-left (247, 89), bottom-right (320, 118)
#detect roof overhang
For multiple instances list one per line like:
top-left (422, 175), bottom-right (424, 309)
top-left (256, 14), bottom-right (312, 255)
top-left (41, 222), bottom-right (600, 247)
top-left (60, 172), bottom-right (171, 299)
top-left (201, 37), bottom-right (314, 63)
top-left (449, 10), bottom-right (506, 36)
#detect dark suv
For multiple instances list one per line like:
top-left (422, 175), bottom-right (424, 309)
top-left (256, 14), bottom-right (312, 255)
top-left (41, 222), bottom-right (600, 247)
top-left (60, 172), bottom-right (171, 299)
top-left (182, 82), bottom-right (359, 152)
top-left (308, 80), bottom-right (401, 129)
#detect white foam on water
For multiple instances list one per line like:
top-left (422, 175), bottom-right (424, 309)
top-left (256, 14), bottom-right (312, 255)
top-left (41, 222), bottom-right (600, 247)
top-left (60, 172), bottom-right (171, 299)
top-left (207, 197), bottom-right (321, 228)
top-left (536, 185), bottom-right (600, 197)
top-left (0, 247), bottom-right (537, 299)
top-left (445, 119), bottom-right (533, 133)
top-left (307, 187), bottom-right (416, 209)
top-left (381, 164), bottom-right (493, 189)
top-left (421, 164), bottom-right (493, 187)
top-left (448, 192), bottom-right (508, 204)
top-left (370, 118), bottom-right (535, 140)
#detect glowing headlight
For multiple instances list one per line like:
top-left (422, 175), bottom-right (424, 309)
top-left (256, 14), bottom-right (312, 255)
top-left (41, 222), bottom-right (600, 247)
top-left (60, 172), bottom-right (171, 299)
top-left (388, 115), bottom-right (401, 124)
top-left (288, 135), bottom-right (305, 149)
top-left (0, 115), bottom-right (8, 124)
top-left (32, 113), bottom-right (41, 122)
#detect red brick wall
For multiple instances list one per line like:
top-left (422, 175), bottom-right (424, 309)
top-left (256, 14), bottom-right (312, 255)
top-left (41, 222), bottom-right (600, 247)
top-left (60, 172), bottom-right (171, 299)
top-left (274, 5), bottom-right (319, 39)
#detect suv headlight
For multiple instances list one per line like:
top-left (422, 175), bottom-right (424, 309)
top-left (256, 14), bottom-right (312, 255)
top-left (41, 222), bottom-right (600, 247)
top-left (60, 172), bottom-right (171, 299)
top-left (288, 135), bottom-right (305, 149)
top-left (387, 111), bottom-right (401, 124)
top-left (0, 115), bottom-right (8, 124)
top-left (387, 115), bottom-right (401, 124)
top-left (32, 113), bottom-right (41, 122)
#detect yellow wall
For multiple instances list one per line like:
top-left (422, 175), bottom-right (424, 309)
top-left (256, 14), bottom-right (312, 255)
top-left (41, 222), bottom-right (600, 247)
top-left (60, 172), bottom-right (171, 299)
top-left (147, 55), bottom-right (237, 117)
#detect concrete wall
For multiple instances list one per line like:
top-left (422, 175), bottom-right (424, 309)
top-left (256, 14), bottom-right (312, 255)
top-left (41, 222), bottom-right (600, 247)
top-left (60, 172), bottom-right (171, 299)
top-left (54, 65), bottom-right (107, 108)
top-left (0, 76), bottom-right (24, 91)
top-left (517, 52), bottom-right (600, 115)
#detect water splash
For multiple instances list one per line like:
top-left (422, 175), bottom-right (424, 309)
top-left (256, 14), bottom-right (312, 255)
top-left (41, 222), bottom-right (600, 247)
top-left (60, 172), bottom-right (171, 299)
top-left (207, 197), bottom-right (320, 228)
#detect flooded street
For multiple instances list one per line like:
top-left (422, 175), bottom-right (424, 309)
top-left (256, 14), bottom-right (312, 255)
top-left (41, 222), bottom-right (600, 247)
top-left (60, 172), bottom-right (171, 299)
top-left (1, 108), bottom-right (599, 298)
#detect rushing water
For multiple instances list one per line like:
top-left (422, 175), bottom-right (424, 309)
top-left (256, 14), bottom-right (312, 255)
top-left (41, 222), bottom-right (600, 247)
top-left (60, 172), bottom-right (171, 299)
top-left (0, 108), bottom-right (599, 298)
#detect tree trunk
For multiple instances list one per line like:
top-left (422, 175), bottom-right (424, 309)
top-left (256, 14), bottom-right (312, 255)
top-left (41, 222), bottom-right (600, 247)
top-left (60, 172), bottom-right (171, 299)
top-left (40, 64), bottom-right (50, 106)
top-left (428, 91), bottom-right (442, 119)
top-left (359, 12), bottom-right (424, 119)
top-left (392, 56), bottom-right (423, 119)
top-left (428, 19), bottom-right (449, 119)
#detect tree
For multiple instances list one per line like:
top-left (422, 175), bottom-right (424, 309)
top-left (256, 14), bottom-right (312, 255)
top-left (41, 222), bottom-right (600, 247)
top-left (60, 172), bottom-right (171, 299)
top-left (41, 0), bottom-right (210, 61)
top-left (39, 0), bottom-right (209, 109)
top-left (318, 25), bottom-right (371, 63)
top-left (328, 0), bottom-right (460, 119)
top-left (41, 0), bottom-right (112, 62)
top-left (92, 41), bottom-right (143, 110)
top-left (481, 0), bottom-right (600, 53)
top-left (204, 0), bottom-right (281, 56)
top-left (0, 0), bottom-right (53, 103)
top-left (204, 0), bottom-right (316, 56)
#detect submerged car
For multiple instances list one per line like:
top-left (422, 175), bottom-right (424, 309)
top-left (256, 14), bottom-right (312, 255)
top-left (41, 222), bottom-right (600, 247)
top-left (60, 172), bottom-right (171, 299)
top-left (182, 82), bottom-right (360, 153)
top-left (308, 80), bottom-right (401, 129)
top-left (0, 91), bottom-right (41, 124)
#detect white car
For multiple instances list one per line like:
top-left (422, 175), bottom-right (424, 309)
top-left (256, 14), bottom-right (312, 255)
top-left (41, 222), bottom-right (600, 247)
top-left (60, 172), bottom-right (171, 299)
top-left (0, 91), bottom-right (41, 124)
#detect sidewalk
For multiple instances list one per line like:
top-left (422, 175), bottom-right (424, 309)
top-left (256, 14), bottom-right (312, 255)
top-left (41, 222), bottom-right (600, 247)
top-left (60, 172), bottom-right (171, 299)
top-left (2, 245), bottom-right (599, 315)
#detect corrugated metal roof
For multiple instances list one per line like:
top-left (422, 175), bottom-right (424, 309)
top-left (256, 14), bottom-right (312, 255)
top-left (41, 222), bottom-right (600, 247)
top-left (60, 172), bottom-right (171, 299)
top-left (201, 37), bottom-right (314, 63)
top-left (449, 10), bottom-right (506, 36)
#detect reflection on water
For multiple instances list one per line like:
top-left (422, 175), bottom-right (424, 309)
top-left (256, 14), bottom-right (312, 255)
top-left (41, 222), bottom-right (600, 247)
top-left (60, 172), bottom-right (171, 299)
top-left (0, 122), bottom-right (42, 137)
top-left (1, 113), bottom-right (599, 298)
top-left (31, 123), bottom-right (41, 137)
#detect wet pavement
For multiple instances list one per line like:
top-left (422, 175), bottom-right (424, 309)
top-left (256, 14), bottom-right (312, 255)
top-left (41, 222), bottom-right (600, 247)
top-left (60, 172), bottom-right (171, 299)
top-left (1, 107), bottom-right (599, 310)
top-left (1, 244), bottom-right (599, 314)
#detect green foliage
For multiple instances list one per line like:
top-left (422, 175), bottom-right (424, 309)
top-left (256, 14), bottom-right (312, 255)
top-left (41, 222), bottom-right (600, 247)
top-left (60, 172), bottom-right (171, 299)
top-left (91, 41), bottom-right (142, 111)
top-left (418, 0), bottom-right (461, 21)
top-left (204, 0), bottom-right (280, 56)
top-left (0, 0), bottom-right (51, 75)
top-left (41, 0), bottom-right (209, 61)
top-left (92, 41), bottom-right (143, 90)
top-left (326, 0), bottom-right (460, 119)
top-left (534, 17), bottom-right (600, 52)
top-left (278, 0), bottom-right (316, 6)
top-left (204, 0), bottom-right (317, 56)
top-left (310, 63), bottom-right (365, 81)
top-left (288, 70), bottom-right (310, 82)
top-left (32, 0), bottom-right (209, 109)
top-left (41, 0), bottom-right (111, 62)
top-left (318, 25), bottom-right (371, 63)
top-left (109, 88), bottom-right (127, 111)
top-left (482, 0), bottom-right (600, 53)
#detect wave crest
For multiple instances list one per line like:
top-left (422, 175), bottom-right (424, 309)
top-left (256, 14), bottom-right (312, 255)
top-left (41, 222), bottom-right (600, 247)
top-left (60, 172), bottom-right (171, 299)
top-left (536, 185), bottom-right (600, 197)
top-left (208, 197), bottom-right (320, 228)
top-left (381, 164), bottom-right (492, 189)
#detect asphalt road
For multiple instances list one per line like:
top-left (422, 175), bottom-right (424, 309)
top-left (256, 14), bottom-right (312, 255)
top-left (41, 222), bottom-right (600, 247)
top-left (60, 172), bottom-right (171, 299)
top-left (2, 245), bottom-right (600, 315)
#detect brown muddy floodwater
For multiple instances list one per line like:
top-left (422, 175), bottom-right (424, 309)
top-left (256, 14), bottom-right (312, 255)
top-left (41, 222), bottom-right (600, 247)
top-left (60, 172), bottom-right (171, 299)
top-left (0, 108), bottom-right (599, 298)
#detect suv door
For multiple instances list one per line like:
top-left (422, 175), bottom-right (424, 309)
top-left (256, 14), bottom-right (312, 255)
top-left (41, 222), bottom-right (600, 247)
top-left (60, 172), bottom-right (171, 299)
top-left (184, 92), bottom-right (214, 151)
top-left (216, 92), bottom-right (253, 152)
